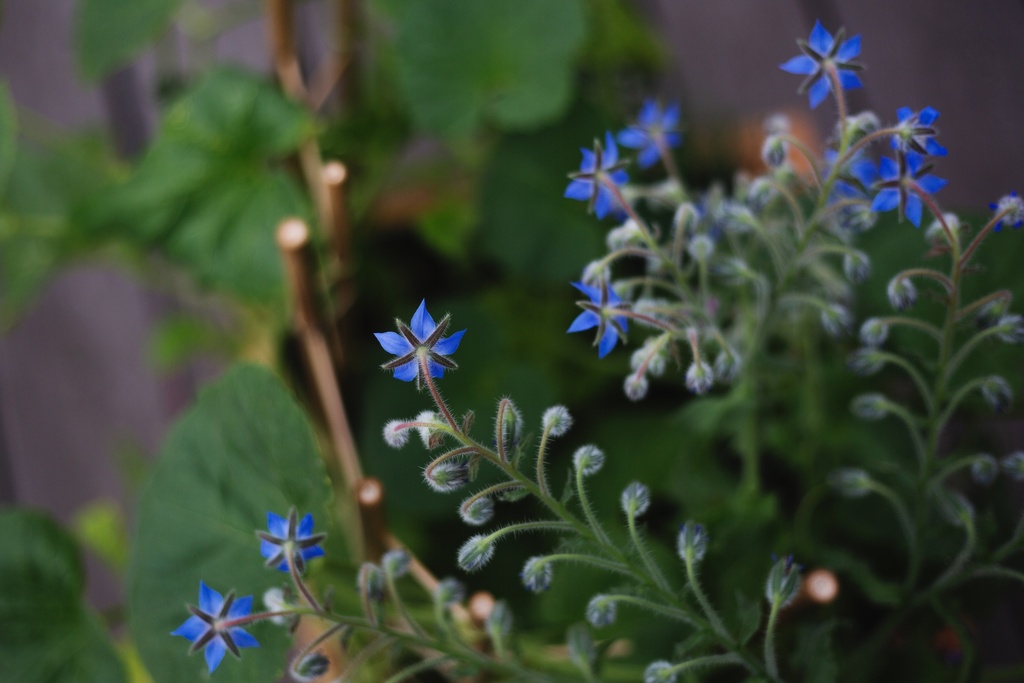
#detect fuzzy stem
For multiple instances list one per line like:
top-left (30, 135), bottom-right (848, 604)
top-left (576, 466), bottom-right (612, 547)
top-left (289, 551), bottom-right (323, 613)
top-left (600, 594), bottom-right (700, 627)
top-left (764, 600), bottom-right (782, 681)
top-left (626, 510), bottom-right (672, 593)
top-left (960, 208), bottom-right (1012, 269)
top-left (663, 653), bottom-right (745, 677)
top-left (534, 422), bottom-right (555, 498)
top-left (684, 548), bottom-right (729, 639)
top-left (419, 354), bottom-right (459, 431)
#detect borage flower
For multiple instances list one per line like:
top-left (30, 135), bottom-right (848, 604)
top-left (171, 582), bottom-right (259, 673)
top-left (871, 152), bottom-right (947, 227)
top-left (568, 281), bottom-right (629, 358)
top-left (259, 509), bottom-right (326, 574)
top-left (990, 192), bottom-right (1024, 231)
top-left (780, 21), bottom-right (863, 109)
top-left (564, 132), bottom-right (629, 219)
top-left (375, 300), bottom-right (466, 385)
top-left (616, 99), bottom-right (682, 169)
top-left (892, 106), bottom-right (947, 157)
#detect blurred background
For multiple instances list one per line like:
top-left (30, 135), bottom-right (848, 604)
top-left (2, 0), bottom-right (1024, 678)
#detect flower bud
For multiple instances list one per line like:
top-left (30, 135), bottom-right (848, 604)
top-left (580, 260), bottom-right (608, 286)
top-left (262, 587), bottom-right (295, 626)
top-left (761, 135), bottom-right (788, 168)
top-left (542, 405), bottom-right (573, 437)
top-left (381, 549), bottom-right (410, 578)
top-left (457, 534), bottom-right (495, 572)
top-left (887, 276), bottom-right (917, 311)
top-left (713, 349), bottom-right (742, 384)
top-left (573, 444), bottom-right (605, 477)
top-left (765, 555), bottom-right (801, 608)
top-left (673, 202), bottom-right (700, 236)
top-left (981, 375), bottom-right (1013, 413)
top-left (586, 594), bottom-right (617, 627)
top-left (293, 651), bottom-right (331, 682)
top-left (1001, 451), bottom-right (1024, 481)
top-left (843, 250), bottom-right (871, 284)
top-left (358, 562), bottom-right (384, 602)
top-left (623, 373), bottom-right (650, 401)
top-left (859, 317), bottom-right (889, 346)
top-left (975, 297), bottom-right (1009, 329)
top-left (994, 192), bottom-right (1024, 230)
top-left (621, 481), bottom-right (651, 517)
top-left (630, 336), bottom-right (668, 376)
top-left (995, 314), bottom-right (1024, 344)
top-left (414, 410), bottom-right (444, 449)
top-left (434, 577), bottom-right (465, 607)
top-left (521, 556), bottom-right (554, 593)
top-left (925, 212), bottom-right (960, 245)
top-left (828, 468), bottom-right (873, 497)
top-left (747, 177), bottom-right (778, 210)
top-left (424, 461), bottom-right (470, 493)
top-left (644, 661), bottom-right (677, 683)
top-left (677, 522), bottom-right (708, 563)
top-left (971, 454), bottom-right (999, 486)
top-left (847, 348), bottom-right (884, 376)
top-left (566, 624), bottom-right (595, 674)
top-left (606, 219), bottom-right (645, 250)
top-left (383, 419), bottom-right (411, 448)
top-left (851, 393), bottom-right (889, 420)
top-left (496, 398), bottom-right (523, 455)
top-left (838, 203), bottom-right (877, 234)
top-left (764, 113), bottom-right (790, 135)
top-left (459, 496), bottom-right (494, 526)
top-left (487, 600), bottom-right (513, 639)
top-left (687, 234), bottom-right (715, 261)
top-left (685, 360), bottom-right (714, 395)
top-left (820, 303), bottom-right (852, 338)
top-left (934, 489), bottom-right (974, 528)
top-left (846, 111), bottom-right (880, 139)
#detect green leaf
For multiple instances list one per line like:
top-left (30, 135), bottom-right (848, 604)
top-left (127, 364), bottom-right (336, 683)
top-left (394, 0), bottom-right (587, 136)
top-left (0, 509), bottom-right (127, 683)
top-left (733, 591), bottom-right (762, 646)
top-left (75, 0), bottom-right (182, 80)
top-left (0, 84), bottom-right (16, 195)
top-left (79, 68), bottom-right (313, 304)
top-left (792, 620), bottom-right (838, 683)
top-left (72, 499), bottom-right (129, 574)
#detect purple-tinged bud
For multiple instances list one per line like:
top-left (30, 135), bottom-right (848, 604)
top-left (381, 549), bottom-right (410, 578)
top-left (383, 420), bottom-right (411, 448)
top-left (859, 318), bottom-right (889, 346)
top-left (486, 600), bottom-right (513, 639)
top-left (677, 522), bottom-right (708, 563)
top-left (828, 468), bottom-right (873, 497)
top-left (995, 314), bottom-right (1024, 344)
top-left (762, 135), bottom-right (788, 168)
top-left (521, 556), bottom-right (553, 593)
top-left (971, 454), bottom-right (999, 486)
top-left (457, 534), bottom-right (495, 572)
top-left (424, 461), bottom-right (470, 493)
top-left (685, 360), bottom-right (714, 395)
top-left (713, 349), bottom-right (742, 384)
top-left (887, 276), bottom-right (917, 311)
top-left (847, 348), bottom-right (884, 376)
top-left (542, 405), bottom-right (573, 437)
top-left (820, 303), bottom-right (852, 338)
top-left (623, 373), bottom-right (649, 401)
top-left (994, 192), bottom-right (1024, 230)
top-left (1001, 452), bottom-right (1024, 481)
top-left (573, 444), bottom-right (605, 477)
top-left (586, 594), bottom-right (617, 627)
top-left (687, 234), bottom-right (715, 262)
top-left (981, 375), bottom-right (1013, 413)
top-left (838, 203), bottom-right (876, 235)
top-left (621, 481), bottom-right (651, 517)
top-left (566, 624), bottom-right (595, 674)
top-left (843, 250), bottom-right (871, 284)
top-left (459, 496), bottom-right (494, 527)
top-left (765, 554), bottom-right (802, 607)
top-left (644, 661), bottom-right (677, 683)
top-left (851, 393), bottom-right (890, 420)
top-left (434, 577), bottom-right (465, 607)
top-left (292, 651), bottom-right (331, 682)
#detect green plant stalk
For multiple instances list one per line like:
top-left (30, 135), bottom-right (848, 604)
top-left (764, 599), bottom-right (782, 681)
top-left (684, 547), bottom-right (729, 639)
top-left (626, 510), bottom-right (671, 593)
top-left (576, 466), bottom-right (613, 547)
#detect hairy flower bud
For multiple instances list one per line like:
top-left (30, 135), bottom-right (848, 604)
top-left (631, 336), bottom-right (668, 377)
top-left (623, 373), bottom-right (650, 401)
top-left (566, 624), bottom-right (595, 674)
top-left (713, 349), bottom-right (742, 384)
top-left (586, 594), bottom-right (618, 627)
top-left (606, 219), bottom-right (645, 250)
top-left (761, 135), bottom-right (788, 168)
top-left (975, 297), bottom-right (1009, 329)
top-left (851, 393), bottom-right (890, 420)
top-left (765, 555), bottom-right (802, 607)
top-left (995, 314), bottom-right (1024, 344)
top-left (644, 661), bottom-right (677, 683)
top-left (381, 549), bottom-right (410, 578)
top-left (573, 444), bottom-right (605, 477)
top-left (542, 405), bottom-right (573, 437)
top-left (383, 419), bottom-right (411, 448)
top-left (847, 348), bottom-right (885, 376)
top-left (486, 599), bottom-right (513, 639)
top-left (843, 250), bottom-right (871, 284)
top-left (459, 496), bottom-right (495, 526)
top-left (981, 375), bottom-right (1013, 413)
top-left (521, 556), bottom-right (554, 593)
top-left (934, 489), bottom-right (974, 528)
top-left (424, 461), bottom-right (470, 493)
top-left (746, 177), bottom-right (778, 210)
top-left (994, 192), bottom-right (1024, 230)
top-left (621, 481), bottom-right (651, 517)
top-left (859, 317), bottom-right (889, 346)
top-left (434, 577), bottom-right (465, 607)
top-left (925, 212), bottom-right (961, 245)
top-left (673, 202), bottom-right (700, 236)
top-left (262, 587), bottom-right (295, 626)
top-left (1001, 451), bottom-right (1024, 481)
top-left (971, 454), bottom-right (999, 486)
top-left (292, 651), bottom-right (331, 682)
top-left (764, 113), bottom-right (790, 136)
top-left (457, 534), bottom-right (495, 572)
top-left (677, 522), bottom-right (708, 563)
top-left (685, 360), bottom-right (714, 395)
top-left (828, 468), bottom-right (873, 497)
top-left (496, 398), bottom-right (523, 456)
top-left (414, 411), bottom-right (444, 449)
top-left (821, 303), bottom-right (852, 338)
top-left (887, 276), bottom-right (917, 311)
top-left (358, 562), bottom-right (385, 602)
top-left (687, 234), bottom-right (715, 262)
top-left (846, 111), bottom-right (880, 139)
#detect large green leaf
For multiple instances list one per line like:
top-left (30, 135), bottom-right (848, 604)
top-left (0, 509), bottom-right (127, 683)
top-left (393, 0), bottom-right (587, 136)
top-left (75, 0), bottom-right (182, 80)
top-left (127, 364), bottom-right (336, 683)
top-left (79, 68), bottom-right (313, 304)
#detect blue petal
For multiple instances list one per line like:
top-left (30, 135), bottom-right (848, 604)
top-left (594, 186), bottom-right (614, 219)
top-left (199, 582), bottom-right (223, 615)
top-left (205, 638), bottom-right (227, 672)
top-left (616, 128), bottom-right (648, 149)
top-left (603, 132), bottom-right (619, 167)
top-left (410, 300), bottom-right (436, 340)
top-left (597, 326), bottom-right (619, 358)
top-left (878, 156), bottom-right (899, 181)
top-left (298, 513), bottom-right (314, 538)
top-left (276, 559), bottom-right (289, 571)
top-left (917, 175), bottom-right (947, 194)
top-left (260, 538), bottom-right (278, 560)
top-left (808, 21), bottom-right (833, 54)
top-left (664, 132), bottom-right (682, 148)
top-left (614, 314), bottom-right (629, 333)
top-left (905, 194), bottom-right (923, 226)
top-left (871, 188), bottom-right (900, 212)
top-left (638, 99), bottom-right (658, 126)
top-left (662, 103), bottom-right (681, 129)
top-left (433, 328), bottom-right (466, 355)
top-left (836, 34), bottom-right (861, 61)
top-left (392, 360), bottom-right (418, 382)
top-left (919, 106), bottom-right (939, 125)
top-left (231, 628), bottom-right (260, 649)
top-left (838, 70), bottom-right (862, 90)
top-left (808, 76), bottom-right (831, 109)
top-left (300, 545), bottom-right (326, 562)
top-left (567, 311), bottom-right (599, 333)
top-left (779, 55), bottom-right (816, 75)
top-left (579, 149), bottom-right (596, 173)
top-left (850, 157), bottom-right (878, 186)
top-left (228, 595), bottom-right (253, 619)
top-left (171, 616), bottom-right (207, 642)
top-left (571, 281), bottom-right (601, 301)
top-left (638, 146), bottom-right (660, 169)
top-left (374, 332), bottom-right (412, 356)
top-left (897, 107), bottom-right (913, 122)
top-left (608, 169), bottom-right (629, 186)
top-left (564, 179), bottom-right (593, 201)
top-left (427, 360), bottom-right (446, 378)
top-left (925, 138), bottom-right (948, 156)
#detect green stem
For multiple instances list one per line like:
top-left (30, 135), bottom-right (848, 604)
top-left (601, 593), bottom-right (700, 627)
top-left (576, 466), bottom-right (612, 546)
top-left (764, 600), bottom-right (782, 681)
top-left (626, 511), bottom-right (671, 593)
top-left (663, 653), bottom-right (745, 677)
top-left (684, 548), bottom-right (729, 639)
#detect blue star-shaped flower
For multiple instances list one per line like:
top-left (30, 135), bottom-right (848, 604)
top-left (616, 99), bottom-right (683, 169)
top-left (824, 149), bottom-right (878, 198)
top-left (374, 300), bottom-right (466, 384)
top-left (258, 509), bottom-right (326, 573)
top-left (871, 153), bottom-right (947, 227)
top-left (780, 21), bottom-right (863, 109)
top-left (567, 281), bottom-right (629, 358)
top-left (892, 106), bottom-right (947, 157)
top-left (564, 132), bottom-right (629, 219)
top-left (171, 582), bottom-right (259, 673)
top-left (990, 192), bottom-right (1024, 232)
